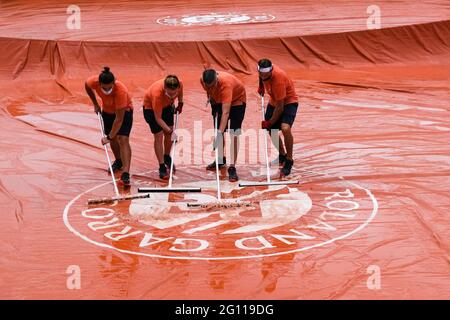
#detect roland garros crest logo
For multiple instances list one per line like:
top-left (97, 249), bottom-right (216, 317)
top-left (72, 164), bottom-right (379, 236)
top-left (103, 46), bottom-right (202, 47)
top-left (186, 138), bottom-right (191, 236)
top-left (157, 12), bottom-right (275, 26)
top-left (63, 167), bottom-right (378, 260)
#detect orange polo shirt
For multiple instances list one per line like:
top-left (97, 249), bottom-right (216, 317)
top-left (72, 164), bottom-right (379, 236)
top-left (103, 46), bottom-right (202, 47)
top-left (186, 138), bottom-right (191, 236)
top-left (200, 71), bottom-right (246, 106)
top-left (86, 76), bottom-right (133, 114)
top-left (262, 66), bottom-right (298, 106)
top-left (143, 79), bottom-right (184, 112)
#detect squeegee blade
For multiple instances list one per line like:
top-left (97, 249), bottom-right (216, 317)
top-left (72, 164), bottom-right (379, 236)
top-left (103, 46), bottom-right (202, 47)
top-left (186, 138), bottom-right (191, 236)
top-left (138, 187), bottom-right (202, 193)
top-left (238, 180), bottom-right (299, 187)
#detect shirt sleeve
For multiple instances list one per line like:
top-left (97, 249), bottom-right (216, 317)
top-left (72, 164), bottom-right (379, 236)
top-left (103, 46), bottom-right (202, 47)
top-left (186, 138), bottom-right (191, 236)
top-left (143, 90), bottom-right (151, 108)
top-left (151, 94), bottom-right (164, 113)
top-left (86, 76), bottom-right (99, 90)
top-left (220, 83), bottom-right (233, 105)
top-left (270, 77), bottom-right (287, 102)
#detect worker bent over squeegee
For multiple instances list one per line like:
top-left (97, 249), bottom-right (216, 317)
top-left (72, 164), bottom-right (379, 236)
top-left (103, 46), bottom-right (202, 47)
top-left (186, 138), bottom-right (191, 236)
top-left (257, 59), bottom-right (299, 177)
top-left (143, 75), bottom-right (183, 180)
top-left (200, 69), bottom-right (247, 182)
top-left (85, 67), bottom-right (134, 186)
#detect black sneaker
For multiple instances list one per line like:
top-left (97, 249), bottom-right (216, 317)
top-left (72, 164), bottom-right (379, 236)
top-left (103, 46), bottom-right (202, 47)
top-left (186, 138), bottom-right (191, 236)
top-left (108, 159), bottom-right (123, 173)
top-left (206, 157), bottom-right (226, 171)
top-left (164, 154), bottom-right (176, 173)
top-left (271, 154), bottom-right (287, 167)
top-left (280, 159), bottom-right (293, 177)
top-left (159, 164), bottom-right (169, 180)
top-left (120, 172), bottom-right (130, 187)
top-left (228, 166), bottom-right (239, 182)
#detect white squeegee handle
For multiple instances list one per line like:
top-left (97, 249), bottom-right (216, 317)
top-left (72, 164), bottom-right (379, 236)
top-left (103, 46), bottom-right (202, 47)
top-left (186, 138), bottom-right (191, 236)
top-left (214, 113), bottom-right (221, 201)
top-left (261, 95), bottom-right (271, 183)
top-left (97, 112), bottom-right (120, 197)
top-left (168, 111), bottom-right (179, 188)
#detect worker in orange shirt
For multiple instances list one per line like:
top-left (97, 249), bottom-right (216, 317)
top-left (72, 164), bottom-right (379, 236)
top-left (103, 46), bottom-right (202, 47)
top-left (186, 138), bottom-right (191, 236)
top-left (143, 75), bottom-right (183, 180)
top-left (85, 67), bottom-right (133, 186)
top-left (201, 69), bottom-right (246, 182)
top-left (257, 59), bottom-right (299, 177)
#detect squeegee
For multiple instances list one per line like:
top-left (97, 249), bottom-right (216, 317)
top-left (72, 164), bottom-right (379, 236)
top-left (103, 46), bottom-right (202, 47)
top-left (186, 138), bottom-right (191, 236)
top-left (138, 111), bottom-right (201, 194)
top-left (239, 95), bottom-right (299, 187)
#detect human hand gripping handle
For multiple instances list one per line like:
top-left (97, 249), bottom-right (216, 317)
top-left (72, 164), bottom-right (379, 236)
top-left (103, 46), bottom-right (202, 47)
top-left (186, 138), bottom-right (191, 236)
top-left (170, 111), bottom-right (179, 142)
top-left (261, 120), bottom-right (271, 130)
top-left (96, 112), bottom-right (120, 196)
top-left (171, 130), bottom-right (178, 142)
top-left (101, 135), bottom-right (111, 145)
top-left (94, 103), bottom-right (101, 114)
top-left (175, 101), bottom-right (183, 114)
top-left (98, 110), bottom-right (111, 145)
top-left (257, 77), bottom-right (265, 97)
top-left (213, 130), bottom-right (223, 150)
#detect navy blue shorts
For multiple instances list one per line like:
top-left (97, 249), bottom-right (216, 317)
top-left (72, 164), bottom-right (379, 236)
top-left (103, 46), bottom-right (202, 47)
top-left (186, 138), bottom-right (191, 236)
top-left (211, 103), bottom-right (246, 134)
top-left (265, 102), bottom-right (298, 130)
top-left (143, 105), bottom-right (175, 134)
top-left (102, 110), bottom-right (133, 137)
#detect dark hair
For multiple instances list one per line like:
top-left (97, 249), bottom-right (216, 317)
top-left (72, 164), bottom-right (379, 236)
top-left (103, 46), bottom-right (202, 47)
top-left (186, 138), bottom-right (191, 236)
top-left (258, 59), bottom-right (272, 69)
top-left (164, 75), bottom-right (180, 90)
top-left (202, 69), bottom-right (217, 85)
top-left (99, 67), bottom-right (115, 84)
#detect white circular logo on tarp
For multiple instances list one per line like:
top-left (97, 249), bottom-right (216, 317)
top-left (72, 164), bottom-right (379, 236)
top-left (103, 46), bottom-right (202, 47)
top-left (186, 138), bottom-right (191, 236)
top-left (63, 168), bottom-right (378, 260)
top-left (157, 13), bottom-right (275, 26)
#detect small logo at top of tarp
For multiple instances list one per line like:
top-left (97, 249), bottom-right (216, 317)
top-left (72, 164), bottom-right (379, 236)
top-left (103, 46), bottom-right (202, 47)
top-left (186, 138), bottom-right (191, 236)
top-left (157, 13), bottom-right (276, 26)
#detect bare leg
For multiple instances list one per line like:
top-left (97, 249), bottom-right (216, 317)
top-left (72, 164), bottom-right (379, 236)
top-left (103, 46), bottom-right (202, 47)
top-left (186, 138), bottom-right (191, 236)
top-left (230, 135), bottom-right (239, 166)
top-left (216, 135), bottom-right (226, 165)
top-left (227, 133), bottom-right (239, 181)
top-left (117, 136), bottom-right (132, 172)
top-left (154, 132), bottom-right (164, 164)
top-left (281, 124), bottom-right (293, 160)
top-left (268, 130), bottom-right (287, 156)
top-left (110, 138), bottom-right (121, 161)
top-left (163, 126), bottom-right (174, 157)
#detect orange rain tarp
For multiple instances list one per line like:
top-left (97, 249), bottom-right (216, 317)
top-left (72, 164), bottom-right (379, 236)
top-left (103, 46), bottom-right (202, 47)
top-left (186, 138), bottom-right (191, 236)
top-left (0, 1), bottom-right (449, 299)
